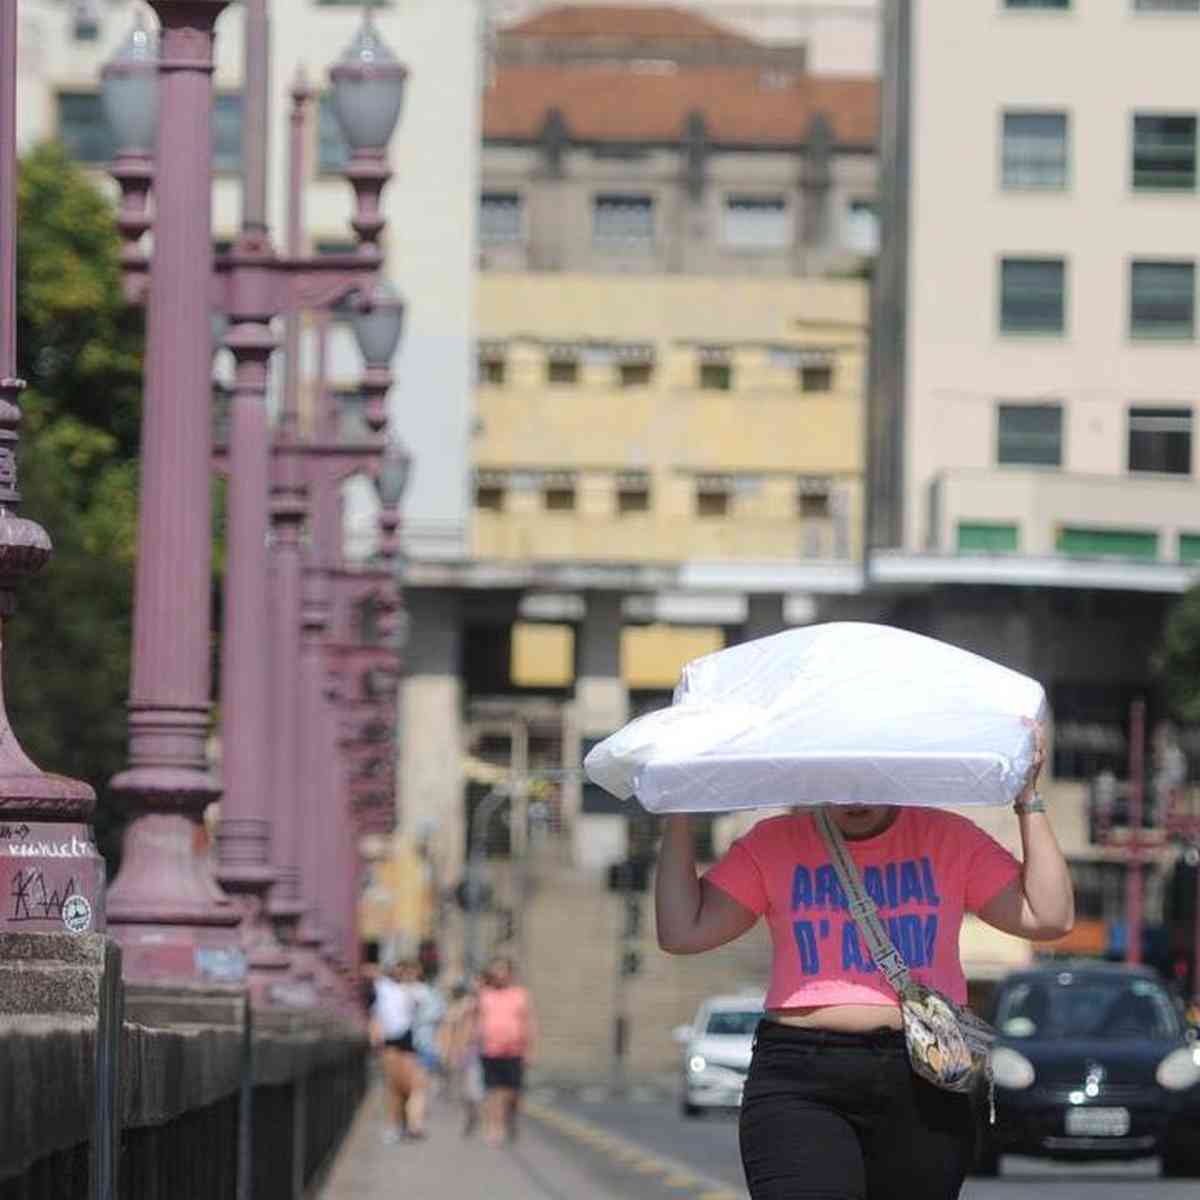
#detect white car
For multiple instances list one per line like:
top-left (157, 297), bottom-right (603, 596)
top-left (673, 993), bottom-right (765, 1117)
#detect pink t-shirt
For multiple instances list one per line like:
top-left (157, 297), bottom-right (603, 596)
top-left (705, 808), bottom-right (1020, 1011)
top-left (477, 985), bottom-right (534, 1058)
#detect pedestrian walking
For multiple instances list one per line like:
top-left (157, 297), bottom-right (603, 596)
top-left (655, 723), bottom-right (1074, 1200)
top-left (370, 959), bottom-right (435, 1142)
top-left (476, 956), bottom-right (537, 1146)
top-left (439, 979), bottom-right (484, 1134)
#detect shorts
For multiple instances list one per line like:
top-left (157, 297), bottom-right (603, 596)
top-left (480, 1055), bottom-right (524, 1091)
top-left (383, 1031), bottom-right (415, 1052)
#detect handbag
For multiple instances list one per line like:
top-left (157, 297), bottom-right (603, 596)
top-left (813, 808), bottom-right (996, 1107)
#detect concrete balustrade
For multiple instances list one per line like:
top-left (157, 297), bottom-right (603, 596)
top-left (0, 933), bottom-right (367, 1200)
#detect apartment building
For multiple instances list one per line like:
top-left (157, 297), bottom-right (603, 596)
top-left (868, 0), bottom-right (1200, 961)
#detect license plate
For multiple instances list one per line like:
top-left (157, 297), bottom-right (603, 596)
top-left (1065, 1107), bottom-right (1130, 1137)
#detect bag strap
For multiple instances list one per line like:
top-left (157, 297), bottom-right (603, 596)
top-left (813, 807), bottom-right (913, 997)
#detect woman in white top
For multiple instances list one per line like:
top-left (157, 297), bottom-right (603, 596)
top-left (370, 959), bottom-right (432, 1141)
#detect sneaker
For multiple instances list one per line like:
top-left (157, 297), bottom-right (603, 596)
top-left (381, 1128), bottom-right (402, 1146)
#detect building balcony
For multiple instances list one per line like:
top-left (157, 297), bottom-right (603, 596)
top-left (888, 467), bottom-right (1200, 592)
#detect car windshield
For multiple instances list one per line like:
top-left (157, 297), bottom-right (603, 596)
top-left (995, 973), bottom-right (1180, 1042)
top-left (704, 1009), bottom-right (761, 1037)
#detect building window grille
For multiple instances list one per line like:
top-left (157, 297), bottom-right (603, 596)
top-left (547, 358), bottom-right (579, 385)
top-left (997, 402), bottom-right (1063, 466)
top-left (544, 486), bottom-right (576, 512)
top-left (800, 364), bottom-right (834, 393)
top-left (213, 94), bottom-right (243, 174)
top-left (1128, 406), bottom-right (1192, 474)
top-left (1130, 260), bottom-right (1195, 338)
top-left (479, 355), bottom-right (506, 386)
top-left (1000, 257), bottom-right (1065, 334)
top-left (318, 94), bottom-right (351, 175)
top-left (1002, 112), bottom-right (1068, 189)
top-left (699, 362), bottom-right (732, 391)
top-left (592, 194), bottom-right (655, 252)
top-left (1135, 1), bottom-right (1200, 12)
top-left (958, 523), bottom-right (1020, 553)
top-left (722, 195), bottom-right (790, 250)
top-left (480, 192), bottom-right (524, 246)
top-left (1133, 114), bottom-right (1197, 190)
top-left (1056, 527), bottom-right (1159, 559)
top-left (619, 362), bottom-right (653, 388)
top-left (56, 92), bottom-right (114, 163)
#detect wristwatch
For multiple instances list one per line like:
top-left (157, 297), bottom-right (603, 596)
top-left (1013, 791), bottom-right (1046, 815)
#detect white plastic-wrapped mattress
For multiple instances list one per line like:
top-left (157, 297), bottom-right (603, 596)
top-left (583, 623), bottom-right (1045, 814)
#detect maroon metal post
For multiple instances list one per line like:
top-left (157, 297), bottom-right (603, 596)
top-left (1125, 698), bottom-right (1146, 967)
top-left (106, 0), bottom-right (243, 983)
top-left (0, 0), bottom-right (102, 935)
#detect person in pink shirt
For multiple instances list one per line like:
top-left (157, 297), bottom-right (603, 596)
top-left (656, 724), bottom-right (1073, 1200)
top-left (476, 956), bottom-right (537, 1146)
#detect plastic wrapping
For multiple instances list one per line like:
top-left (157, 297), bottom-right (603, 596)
top-left (583, 623), bottom-right (1046, 814)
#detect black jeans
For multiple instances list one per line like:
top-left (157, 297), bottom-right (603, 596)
top-left (738, 1021), bottom-right (975, 1200)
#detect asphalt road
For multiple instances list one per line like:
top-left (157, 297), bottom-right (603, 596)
top-left (532, 1090), bottom-right (1200, 1200)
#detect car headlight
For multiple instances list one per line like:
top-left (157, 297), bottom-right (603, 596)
top-left (688, 1054), bottom-right (707, 1075)
top-left (1157, 1047), bottom-right (1200, 1092)
top-left (990, 1046), bottom-right (1035, 1090)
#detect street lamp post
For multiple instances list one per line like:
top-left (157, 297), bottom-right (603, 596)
top-left (0, 0), bottom-right (101, 935)
top-left (103, 0), bottom-right (242, 983)
top-left (101, 0), bottom-right (408, 988)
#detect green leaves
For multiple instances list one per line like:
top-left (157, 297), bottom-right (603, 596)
top-left (1158, 587), bottom-right (1200, 725)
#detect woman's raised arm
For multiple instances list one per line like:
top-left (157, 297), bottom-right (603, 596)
top-left (655, 815), bottom-right (758, 954)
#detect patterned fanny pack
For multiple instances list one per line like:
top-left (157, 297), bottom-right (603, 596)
top-left (813, 809), bottom-right (996, 1113)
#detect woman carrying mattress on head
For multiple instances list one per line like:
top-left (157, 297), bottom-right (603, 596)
top-left (654, 724), bottom-right (1073, 1200)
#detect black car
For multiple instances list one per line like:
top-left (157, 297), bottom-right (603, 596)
top-left (976, 961), bottom-right (1200, 1178)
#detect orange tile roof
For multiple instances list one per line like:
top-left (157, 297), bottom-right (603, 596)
top-left (484, 65), bottom-right (878, 148)
top-left (506, 5), bottom-right (748, 43)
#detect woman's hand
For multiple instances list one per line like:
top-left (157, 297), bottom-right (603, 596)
top-left (1018, 719), bottom-right (1047, 802)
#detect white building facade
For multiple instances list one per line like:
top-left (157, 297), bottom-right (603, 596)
top-left (16, 0), bottom-right (481, 563)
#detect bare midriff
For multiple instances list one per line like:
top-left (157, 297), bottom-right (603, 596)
top-left (767, 1005), bottom-right (904, 1033)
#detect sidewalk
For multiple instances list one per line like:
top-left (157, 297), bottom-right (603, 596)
top-left (317, 1077), bottom-right (629, 1200)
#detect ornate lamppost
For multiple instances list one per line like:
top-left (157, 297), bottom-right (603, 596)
top-left (100, 1), bottom-right (409, 989)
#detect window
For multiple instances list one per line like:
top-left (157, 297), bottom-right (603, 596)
top-left (56, 92), bottom-right (114, 164)
top-left (722, 196), bottom-right (790, 250)
top-left (1132, 114), bottom-right (1196, 190)
top-left (699, 363), bottom-right (732, 391)
top-left (958, 523), bottom-right (1020, 553)
top-left (1135, 0), bottom-right (1200, 11)
top-left (1000, 257), bottom-right (1066, 334)
top-left (799, 493), bottom-right (831, 519)
top-left (479, 353), bottom-right (506, 386)
top-left (1002, 112), bottom-right (1068, 189)
top-left (1056, 527), bottom-right (1159, 558)
top-left (619, 362), bottom-right (653, 388)
top-left (544, 484), bottom-right (576, 512)
top-left (475, 484), bottom-right (505, 512)
top-left (997, 402), bottom-right (1063, 466)
top-left (592, 194), bottom-right (655, 251)
top-left (318, 94), bottom-right (351, 175)
top-left (617, 481), bottom-right (651, 513)
top-left (1128, 406), bottom-right (1192, 473)
top-left (480, 192), bottom-right (524, 246)
top-left (843, 200), bottom-right (879, 255)
top-left (696, 492), bottom-right (729, 518)
top-left (800, 364), bottom-right (834, 393)
top-left (1130, 260), bottom-right (1195, 338)
top-left (1180, 533), bottom-right (1200, 561)
top-left (213, 94), bottom-right (243, 174)
top-left (1004, 0), bottom-right (1070, 7)
top-left (547, 358), bottom-right (579, 385)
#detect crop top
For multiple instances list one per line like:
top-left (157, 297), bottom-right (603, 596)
top-left (704, 808), bottom-right (1021, 1011)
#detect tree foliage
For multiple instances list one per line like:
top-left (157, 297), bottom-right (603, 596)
top-left (1158, 585), bottom-right (1200, 725)
top-left (7, 142), bottom-right (144, 863)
